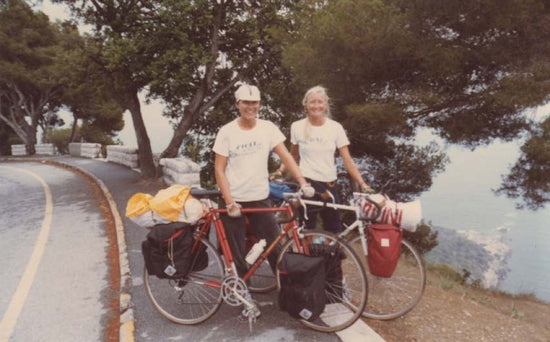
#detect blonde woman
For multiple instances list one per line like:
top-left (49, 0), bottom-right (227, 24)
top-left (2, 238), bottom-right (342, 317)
top-left (279, 85), bottom-right (373, 233)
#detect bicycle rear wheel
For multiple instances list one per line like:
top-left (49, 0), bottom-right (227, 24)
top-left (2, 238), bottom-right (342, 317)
top-left (348, 235), bottom-right (426, 320)
top-left (143, 237), bottom-right (224, 324)
top-left (276, 231), bottom-right (368, 332)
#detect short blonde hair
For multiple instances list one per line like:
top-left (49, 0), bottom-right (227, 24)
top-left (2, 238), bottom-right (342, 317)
top-left (302, 85), bottom-right (331, 117)
top-left (302, 86), bottom-right (331, 139)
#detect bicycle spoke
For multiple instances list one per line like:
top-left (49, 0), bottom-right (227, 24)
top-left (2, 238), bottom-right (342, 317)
top-left (143, 238), bottom-right (224, 325)
top-left (349, 236), bottom-right (426, 320)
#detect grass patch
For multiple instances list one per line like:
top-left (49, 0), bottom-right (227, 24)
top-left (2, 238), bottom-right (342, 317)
top-left (428, 263), bottom-right (464, 291)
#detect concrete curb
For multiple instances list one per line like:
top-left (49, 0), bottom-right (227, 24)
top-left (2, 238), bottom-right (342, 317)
top-left (96, 176), bottom-right (135, 342)
top-left (2, 157), bottom-right (135, 342)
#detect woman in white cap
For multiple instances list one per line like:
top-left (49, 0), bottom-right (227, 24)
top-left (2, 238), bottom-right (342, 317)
top-left (213, 83), bottom-right (313, 278)
top-left (278, 85), bottom-right (373, 233)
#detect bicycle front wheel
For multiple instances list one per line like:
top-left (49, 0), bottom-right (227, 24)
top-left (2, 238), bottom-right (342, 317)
top-left (144, 237), bottom-right (224, 324)
top-left (248, 258), bottom-right (277, 293)
top-left (277, 231), bottom-right (368, 333)
top-left (349, 235), bottom-right (426, 320)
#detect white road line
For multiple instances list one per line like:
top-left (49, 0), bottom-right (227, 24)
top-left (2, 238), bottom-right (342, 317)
top-left (0, 166), bottom-right (54, 342)
top-left (321, 303), bottom-right (386, 342)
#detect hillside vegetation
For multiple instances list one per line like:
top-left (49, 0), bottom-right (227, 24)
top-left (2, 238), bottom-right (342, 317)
top-left (365, 265), bottom-right (550, 342)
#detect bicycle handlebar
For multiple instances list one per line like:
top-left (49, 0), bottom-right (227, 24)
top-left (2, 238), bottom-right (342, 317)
top-left (281, 189), bottom-right (383, 222)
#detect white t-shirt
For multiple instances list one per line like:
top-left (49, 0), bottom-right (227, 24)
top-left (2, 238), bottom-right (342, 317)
top-left (290, 118), bottom-right (350, 182)
top-left (213, 118), bottom-right (285, 201)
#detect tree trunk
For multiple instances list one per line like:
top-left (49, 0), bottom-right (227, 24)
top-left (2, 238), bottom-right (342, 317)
top-left (42, 112), bottom-right (51, 143)
top-left (25, 125), bottom-right (36, 155)
top-left (160, 78), bottom-right (240, 160)
top-left (160, 4), bottom-right (238, 160)
top-left (160, 111), bottom-right (194, 159)
top-left (126, 90), bottom-right (156, 178)
top-left (70, 113), bottom-right (78, 142)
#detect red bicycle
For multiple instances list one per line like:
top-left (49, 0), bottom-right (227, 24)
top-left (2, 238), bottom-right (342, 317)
top-left (143, 188), bottom-right (369, 332)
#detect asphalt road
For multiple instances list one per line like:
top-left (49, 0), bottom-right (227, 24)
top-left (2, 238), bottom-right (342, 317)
top-left (54, 156), bottom-right (344, 342)
top-left (1, 156), bottom-right (384, 342)
top-left (0, 161), bottom-right (114, 342)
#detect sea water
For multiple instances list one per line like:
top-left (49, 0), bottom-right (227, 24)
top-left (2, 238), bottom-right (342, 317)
top-left (419, 140), bottom-right (550, 303)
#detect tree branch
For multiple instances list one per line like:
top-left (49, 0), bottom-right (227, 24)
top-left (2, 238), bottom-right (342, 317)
top-left (198, 76), bottom-right (240, 114)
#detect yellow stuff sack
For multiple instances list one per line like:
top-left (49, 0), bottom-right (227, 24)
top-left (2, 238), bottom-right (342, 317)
top-left (126, 193), bottom-right (169, 228)
top-left (149, 185), bottom-right (205, 224)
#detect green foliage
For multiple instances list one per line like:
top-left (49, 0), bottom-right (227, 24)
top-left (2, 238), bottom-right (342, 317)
top-left (55, 27), bottom-right (125, 140)
top-left (0, 121), bottom-right (20, 155)
top-left (0, 0), bottom-right (64, 150)
top-left (344, 103), bottom-right (413, 159)
top-left (54, 0), bottom-right (161, 176)
top-left (54, 0), bottom-right (304, 176)
top-left (28, 0), bottom-right (550, 208)
top-left (48, 127), bottom-right (74, 154)
top-left (79, 122), bottom-right (116, 146)
top-left (431, 264), bottom-right (464, 282)
top-left (430, 263), bottom-right (462, 290)
top-left (334, 142), bottom-right (448, 202)
top-left (510, 302), bottom-right (525, 320)
top-left (1, 0), bottom-right (122, 155)
top-left (283, 0), bottom-right (550, 207)
top-left (403, 220), bottom-right (439, 255)
top-left (48, 124), bottom-right (116, 155)
top-left (149, 0), bottom-right (305, 158)
top-left (497, 116), bottom-right (550, 209)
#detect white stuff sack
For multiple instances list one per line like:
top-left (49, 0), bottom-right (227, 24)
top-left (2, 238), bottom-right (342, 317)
top-left (177, 197), bottom-right (206, 224)
top-left (129, 210), bottom-right (170, 228)
top-left (379, 199), bottom-right (422, 232)
top-left (356, 194), bottom-right (422, 232)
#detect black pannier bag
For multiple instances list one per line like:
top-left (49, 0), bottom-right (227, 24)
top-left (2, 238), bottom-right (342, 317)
top-left (142, 222), bottom-right (194, 279)
top-left (278, 252), bottom-right (326, 321)
top-left (190, 238), bottom-right (209, 272)
top-left (308, 243), bottom-right (346, 303)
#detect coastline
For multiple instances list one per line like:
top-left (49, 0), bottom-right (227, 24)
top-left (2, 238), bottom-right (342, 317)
top-left (426, 226), bottom-right (513, 292)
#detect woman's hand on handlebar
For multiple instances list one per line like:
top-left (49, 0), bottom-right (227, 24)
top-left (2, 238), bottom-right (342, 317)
top-left (300, 184), bottom-right (315, 198)
top-left (226, 202), bottom-right (242, 218)
top-left (361, 184), bottom-right (375, 194)
top-left (269, 169), bottom-right (283, 181)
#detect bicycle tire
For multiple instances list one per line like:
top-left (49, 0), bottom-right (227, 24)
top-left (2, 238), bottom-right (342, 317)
top-left (276, 231), bottom-right (368, 332)
top-left (348, 235), bottom-right (426, 320)
top-left (248, 258), bottom-right (277, 293)
top-left (143, 237), bottom-right (224, 324)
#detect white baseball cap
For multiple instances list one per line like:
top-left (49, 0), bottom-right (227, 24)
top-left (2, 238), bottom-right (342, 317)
top-left (235, 84), bottom-right (261, 102)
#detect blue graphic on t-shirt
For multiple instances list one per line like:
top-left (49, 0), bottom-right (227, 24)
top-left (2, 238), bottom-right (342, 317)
top-left (229, 141), bottom-right (264, 158)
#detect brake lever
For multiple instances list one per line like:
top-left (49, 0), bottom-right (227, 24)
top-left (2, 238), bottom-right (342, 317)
top-left (298, 196), bottom-right (308, 221)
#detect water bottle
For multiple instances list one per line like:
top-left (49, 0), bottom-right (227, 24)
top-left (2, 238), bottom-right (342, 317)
top-left (245, 239), bottom-right (266, 265)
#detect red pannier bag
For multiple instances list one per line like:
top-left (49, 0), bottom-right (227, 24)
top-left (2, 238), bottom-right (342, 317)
top-left (367, 224), bottom-right (402, 277)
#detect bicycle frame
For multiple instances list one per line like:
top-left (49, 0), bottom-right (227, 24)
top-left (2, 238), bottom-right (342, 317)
top-left (191, 197), bottom-right (304, 288)
top-left (298, 196), bottom-right (371, 253)
top-left (143, 190), bottom-right (371, 331)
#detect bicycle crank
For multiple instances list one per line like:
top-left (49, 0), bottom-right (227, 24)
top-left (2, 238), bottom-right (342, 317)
top-left (220, 276), bottom-right (250, 307)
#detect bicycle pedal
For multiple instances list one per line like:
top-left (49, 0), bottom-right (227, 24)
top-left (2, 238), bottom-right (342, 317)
top-left (248, 316), bottom-right (254, 332)
top-left (238, 307), bottom-right (261, 322)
